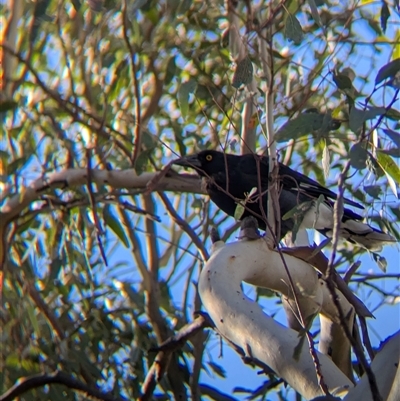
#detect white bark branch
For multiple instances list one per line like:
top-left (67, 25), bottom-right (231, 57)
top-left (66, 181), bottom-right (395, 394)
top-left (0, 169), bottom-right (202, 225)
top-left (343, 331), bottom-right (400, 401)
top-left (199, 238), bottom-right (354, 399)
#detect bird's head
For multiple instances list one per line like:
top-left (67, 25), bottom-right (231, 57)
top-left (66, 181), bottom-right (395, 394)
top-left (174, 150), bottom-right (230, 177)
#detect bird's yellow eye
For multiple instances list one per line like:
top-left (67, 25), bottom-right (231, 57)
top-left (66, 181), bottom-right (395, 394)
top-left (206, 154), bottom-right (213, 161)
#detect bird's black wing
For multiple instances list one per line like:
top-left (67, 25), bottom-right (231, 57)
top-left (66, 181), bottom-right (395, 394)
top-left (237, 154), bottom-right (363, 210)
top-left (278, 163), bottom-right (364, 210)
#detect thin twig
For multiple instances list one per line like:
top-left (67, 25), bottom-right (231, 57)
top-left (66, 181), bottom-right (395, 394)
top-left (122, 0), bottom-right (142, 166)
top-left (0, 44), bottom-right (132, 158)
top-left (86, 148), bottom-right (108, 266)
top-left (325, 160), bottom-right (382, 401)
top-left (158, 192), bottom-right (210, 262)
top-left (140, 315), bottom-right (211, 401)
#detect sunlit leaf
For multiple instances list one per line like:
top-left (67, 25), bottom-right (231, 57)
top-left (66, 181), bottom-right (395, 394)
top-left (322, 140), bottom-right (330, 179)
top-left (379, 148), bottom-right (400, 158)
top-left (234, 202), bottom-right (245, 221)
top-left (376, 150), bottom-right (400, 197)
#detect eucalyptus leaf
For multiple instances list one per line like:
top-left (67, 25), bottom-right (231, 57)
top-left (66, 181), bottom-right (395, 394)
top-left (285, 13), bottom-right (303, 45)
top-left (349, 107), bottom-right (386, 133)
top-left (103, 205), bottom-right (130, 248)
top-left (307, 0), bottom-right (323, 27)
top-left (208, 362), bottom-right (227, 378)
top-left (383, 128), bottom-right (400, 148)
top-left (234, 202), bottom-right (245, 221)
top-left (380, 1), bottom-right (390, 33)
top-left (333, 72), bottom-right (353, 90)
top-left (349, 143), bottom-right (369, 170)
top-left (178, 79), bottom-right (197, 119)
top-left (364, 185), bottom-right (382, 199)
top-left (232, 57), bottom-right (253, 88)
top-left (376, 150), bottom-right (400, 197)
top-left (275, 112), bottom-right (331, 142)
top-left (375, 58), bottom-right (400, 85)
top-left (322, 141), bottom-right (330, 179)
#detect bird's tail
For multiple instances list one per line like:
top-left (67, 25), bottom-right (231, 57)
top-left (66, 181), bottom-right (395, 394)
top-left (301, 201), bottom-right (396, 251)
top-left (322, 219), bottom-right (397, 251)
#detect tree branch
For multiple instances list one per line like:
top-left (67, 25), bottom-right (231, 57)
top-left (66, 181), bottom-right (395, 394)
top-left (199, 233), bottom-right (354, 399)
top-left (0, 371), bottom-right (126, 401)
top-left (140, 315), bottom-right (211, 401)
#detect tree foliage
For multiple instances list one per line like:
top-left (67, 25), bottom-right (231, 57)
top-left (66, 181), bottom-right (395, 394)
top-left (1, 0), bottom-right (399, 400)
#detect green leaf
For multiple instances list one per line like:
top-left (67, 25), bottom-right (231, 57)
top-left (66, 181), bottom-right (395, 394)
top-left (375, 58), bottom-right (400, 85)
top-left (307, 0), bottom-right (322, 27)
top-left (234, 202), bottom-right (245, 221)
top-left (8, 156), bottom-right (30, 174)
top-left (255, 287), bottom-right (275, 299)
top-left (349, 107), bottom-right (386, 133)
top-left (380, 1), bottom-right (390, 33)
top-left (275, 112), bottom-right (326, 142)
top-left (379, 148), bottom-right (400, 158)
top-left (103, 205), bottom-right (130, 248)
top-left (165, 56), bottom-right (177, 85)
top-left (178, 79), bottom-right (197, 119)
top-left (383, 129), bottom-right (400, 148)
top-left (232, 57), bottom-right (253, 88)
top-left (349, 143), bottom-right (369, 169)
top-left (282, 200), bottom-right (313, 221)
top-left (386, 108), bottom-right (400, 121)
top-left (285, 13), bottom-right (303, 45)
top-left (134, 149), bottom-right (153, 175)
top-left (5, 352), bottom-right (20, 368)
top-left (333, 72), bottom-right (353, 90)
top-left (208, 361), bottom-right (226, 378)
top-left (375, 150), bottom-right (400, 197)
top-left (364, 185), bottom-right (382, 199)
top-left (27, 303), bottom-right (41, 335)
top-left (220, 27), bottom-right (229, 48)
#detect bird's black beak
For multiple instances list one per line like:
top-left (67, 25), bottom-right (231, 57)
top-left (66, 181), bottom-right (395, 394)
top-left (173, 154), bottom-right (202, 169)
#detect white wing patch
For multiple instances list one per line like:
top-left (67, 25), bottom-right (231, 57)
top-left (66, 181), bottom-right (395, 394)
top-left (297, 201), bottom-right (396, 251)
top-left (299, 202), bottom-right (333, 230)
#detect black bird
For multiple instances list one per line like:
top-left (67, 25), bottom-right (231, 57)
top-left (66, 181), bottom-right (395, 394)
top-left (174, 150), bottom-right (395, 250)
